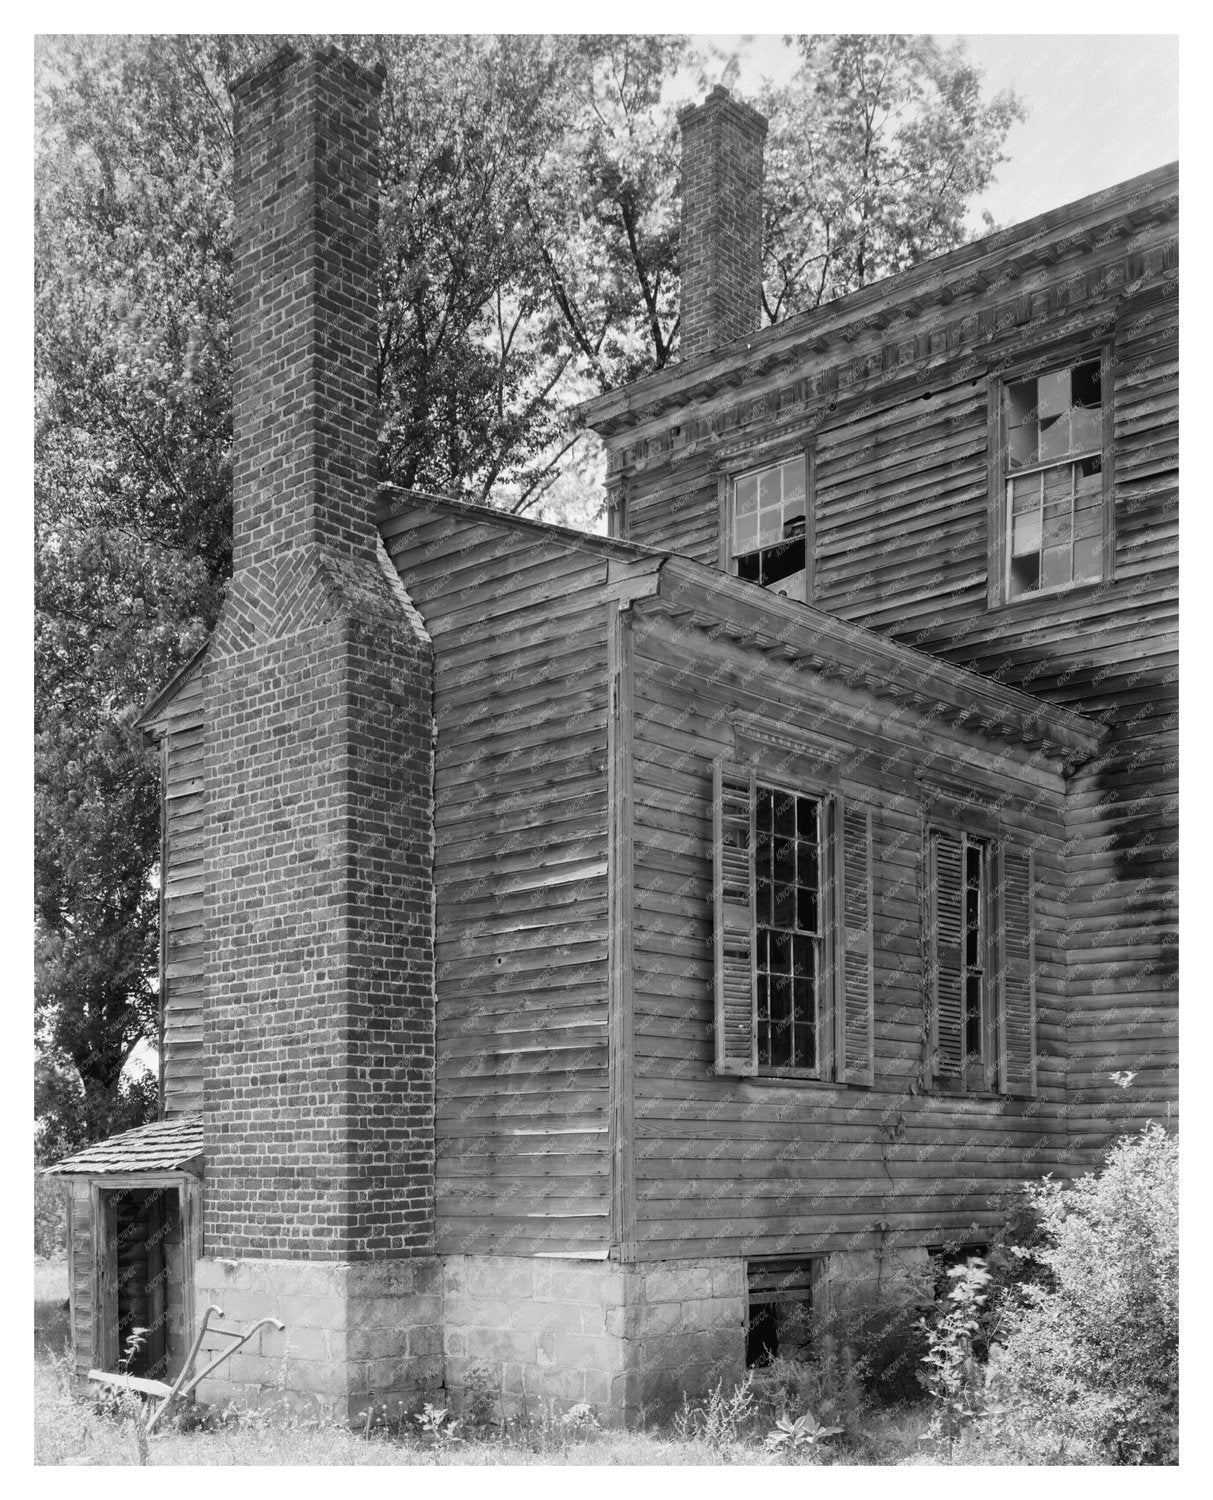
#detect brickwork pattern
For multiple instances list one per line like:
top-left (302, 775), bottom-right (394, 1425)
top-left (204, 46), bottom-right (435, 1263)
top-left (678, 86), bottom-right (768, 362)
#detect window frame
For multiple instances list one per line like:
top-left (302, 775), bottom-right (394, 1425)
top-left (713, 757), bottom-right (874, 1087)
top-left (717, 442), bottom-right (815, 604)
top-left (751, 778), bottom-right (829, 1080)
top-left (926, 819), bottom-right (1033, 1097)
top-left (986, 340), bottom-right (1114, 609)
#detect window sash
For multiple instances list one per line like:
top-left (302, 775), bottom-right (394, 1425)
top-left (991, 347), bottom-right (1111, 607)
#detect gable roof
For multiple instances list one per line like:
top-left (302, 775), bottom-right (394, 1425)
top-left (42, 1114), bottom-right (204, 1176)
top-left (135, 642), bottom-right (210, 735)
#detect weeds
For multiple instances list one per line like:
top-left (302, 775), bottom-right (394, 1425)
top-left (672, 1374), bottom-right (757, 1459)
top-left (764, 1408), bottom-right (844, 1461)
top-left (918, 1258), bottom-right (990, 1461)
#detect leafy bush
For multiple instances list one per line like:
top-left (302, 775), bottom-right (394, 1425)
top-left (987, 1123), bottom-right (1178, 1465)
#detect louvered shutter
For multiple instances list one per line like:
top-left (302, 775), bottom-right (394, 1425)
top-left (999, 842), bottom-right (1036, 1096)
top-left (835, 800), bottom-right (875, 1086)
top-left (931, 830), bottom-right (965, 1082)
top-left (713, 759), bottom-right (756, 1076)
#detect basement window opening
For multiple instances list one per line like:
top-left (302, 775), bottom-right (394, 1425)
top-left (745, 1256), bottom-right (822, 1368)
top-left (928, 1240), bottom-right (989, 1300)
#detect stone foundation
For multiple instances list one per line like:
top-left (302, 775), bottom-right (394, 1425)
top-left (193, 1257), bottom-right (443, 1423)
top-left (443, 1254), bottom-right (745, 1427)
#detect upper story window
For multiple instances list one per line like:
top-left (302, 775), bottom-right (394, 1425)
top-left (731, 454), bottom-right (807, 598)
top-left (999, 353), bottom-right (1110, 602)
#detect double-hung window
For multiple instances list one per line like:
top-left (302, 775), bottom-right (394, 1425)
top-left (729, 454), bottom-right (808, 599)
top-left (713, 761), bottom-right (873, 1084)
top-left (995, 350), bottom-right (1111, 604)
top-left (926, 825), bottom-right (1036, 1096)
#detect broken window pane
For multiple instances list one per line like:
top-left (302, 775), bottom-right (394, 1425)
top-left (1002, 355), bottom-right (1105, 599)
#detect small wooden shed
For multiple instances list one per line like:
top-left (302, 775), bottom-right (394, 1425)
top-left (44, 1115), bottom-right (203, 1383)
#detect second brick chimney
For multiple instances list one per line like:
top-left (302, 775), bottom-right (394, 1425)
top-left (677, 84), bottom-right (768, 361)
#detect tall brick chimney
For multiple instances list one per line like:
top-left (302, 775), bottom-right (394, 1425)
top-left (677, 85), bottom-right (768, 361)
top-left (198, 45), bottom-right (440, 1417)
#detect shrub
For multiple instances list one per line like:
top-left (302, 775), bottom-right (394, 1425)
top-left (988, 1123), bottom-right (1178, 1465)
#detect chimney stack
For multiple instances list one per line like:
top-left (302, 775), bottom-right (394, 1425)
top-left (677, 85), bottom-right (768, 361)
top-left (200, 46), bottom-right (439, 1418)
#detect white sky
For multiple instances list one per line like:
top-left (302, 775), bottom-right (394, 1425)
top-left (679, 33), bottom-right (1178, 233)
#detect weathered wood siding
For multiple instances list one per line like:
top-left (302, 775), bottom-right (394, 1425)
top-left (607, 182), bottom-right (1178, 1160)
top-left (146, 661), bottom-right (207, 1117)
top-left (623, 609), bottom-right (1070, 1261)
top-left (381, 502), bottom-right (614, 1256)
top-left (67, 1179), bottom-right (93, 1375)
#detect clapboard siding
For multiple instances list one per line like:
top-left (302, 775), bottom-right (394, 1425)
top-left (623, 609), bottom-right (1069, 1261)
top-left (600, 189), bottom-right (1178, 1169)
top-left (68, 1180), bottom-right (93, 1375)
top-left (144, 658), bottom-right (208, 1117)
top-left (381, 503), bottom-right (613, 1256)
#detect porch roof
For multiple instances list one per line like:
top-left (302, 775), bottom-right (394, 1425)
top-left (42, 1114), bottom-right (203, 1176)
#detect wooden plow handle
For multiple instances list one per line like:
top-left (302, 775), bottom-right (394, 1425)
top-left (144, 1305), bottom-right (286, 1436)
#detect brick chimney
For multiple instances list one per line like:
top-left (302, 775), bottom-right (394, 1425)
top-left (199, 46), bottom-right (440, 1417)
top-left (678, 85), bottom-right (768, 360)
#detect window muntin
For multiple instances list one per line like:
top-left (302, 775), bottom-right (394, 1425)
top-left (1003, 356), bottom-right (1104, 600)
top-left (732, 455), bottom-right (806, 592)
top-left (754, 784), bottom-right (821, 1073)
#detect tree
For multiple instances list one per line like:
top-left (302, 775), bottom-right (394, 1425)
top-left (35, 33), bottom-right (1023, 1151)
top-left (760, 35), bottom-right (1026, 321)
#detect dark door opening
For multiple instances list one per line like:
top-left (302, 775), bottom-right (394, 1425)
top-left (100, 1186), bottom-right (186, 1379)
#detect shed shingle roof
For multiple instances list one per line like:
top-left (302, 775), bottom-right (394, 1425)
top-left (42, 1114), bottom-right (203, 1176)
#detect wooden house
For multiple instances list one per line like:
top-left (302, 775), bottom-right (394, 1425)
top-left (46, 47), bottom-right (1178, 1426)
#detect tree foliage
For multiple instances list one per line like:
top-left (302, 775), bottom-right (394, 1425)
top-left (760, 35), bottom-right (1026, 320)
top-left (35, 33), bottom-right (1023, 1150)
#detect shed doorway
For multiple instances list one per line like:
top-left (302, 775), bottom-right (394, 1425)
top-left (97, 1185), bottom-right (188, 1380)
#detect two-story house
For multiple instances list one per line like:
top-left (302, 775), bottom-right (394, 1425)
top-left (47, 45), bottom-right (1177, 1428)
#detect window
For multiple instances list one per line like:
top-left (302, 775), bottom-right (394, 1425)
top-left (998, 352), bottom-right (1110, 602)
top-left (730, 454), bottom-right (807, 597)
top-left (713, 762), bottom-right (873, 1083)
top-left (926, 827), bottom-right (1036, 1096)
top-left (746, 1257), bottom-right (824, 1367)
top-left (754, 786), bottom-right (822, 1070)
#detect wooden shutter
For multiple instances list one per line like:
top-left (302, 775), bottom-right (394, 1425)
top-left (999, 841), bottom-right (1037, 1096)
top-left (835, 800), bottom-right (874, 1086)
top-left (713, 759), bottom-right (756, 1076)
top-left (931, 830), bottom-right (965, 1082)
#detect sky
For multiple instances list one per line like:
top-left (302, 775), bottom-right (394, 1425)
top-left (677, 33), bottom-right (1178, 233)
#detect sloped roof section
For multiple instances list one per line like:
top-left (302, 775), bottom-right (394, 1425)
top-left (43, 1114), bottom-right (204, 1176)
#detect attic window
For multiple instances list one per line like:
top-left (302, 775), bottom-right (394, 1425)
top-left (732, 454), bottom-right (807, 599)
top-left (999, 353), bottom-right (1109, 602)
